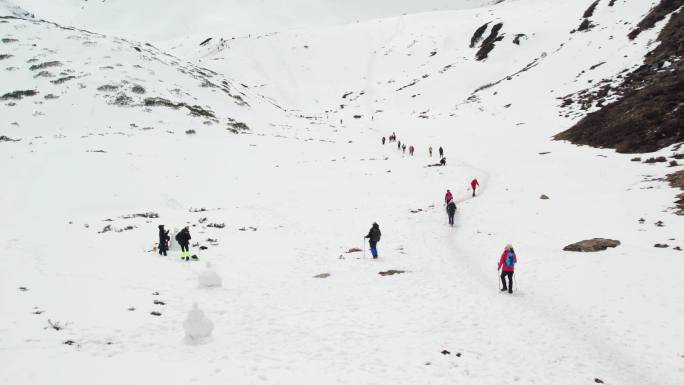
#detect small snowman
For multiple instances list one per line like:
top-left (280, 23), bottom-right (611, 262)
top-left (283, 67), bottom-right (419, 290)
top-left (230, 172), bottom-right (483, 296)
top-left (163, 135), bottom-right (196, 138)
top-left (183, 303), bottom-right (214, 341)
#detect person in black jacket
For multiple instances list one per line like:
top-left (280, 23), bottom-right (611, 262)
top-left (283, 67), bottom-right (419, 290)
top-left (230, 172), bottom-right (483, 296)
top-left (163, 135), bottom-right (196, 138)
top-left (158, 225), bottom-right (170, 256)
top-left (446, 199), bottom-right (457, 226)
top-left (175, 226), bottom-right (192, 261)
top-left (364, 222), bottom-right (381, 259)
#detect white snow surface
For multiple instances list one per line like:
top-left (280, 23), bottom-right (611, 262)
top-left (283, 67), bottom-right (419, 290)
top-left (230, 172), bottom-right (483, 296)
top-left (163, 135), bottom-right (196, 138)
top-left (2, 1), bottom-right (684, 384)
top-left (198, 262), bottom-right (223, 288)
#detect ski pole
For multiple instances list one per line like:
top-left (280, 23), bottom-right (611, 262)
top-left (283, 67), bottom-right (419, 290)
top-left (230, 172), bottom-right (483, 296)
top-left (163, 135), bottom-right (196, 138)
top-left (363, 237), bottom-right (366, 259)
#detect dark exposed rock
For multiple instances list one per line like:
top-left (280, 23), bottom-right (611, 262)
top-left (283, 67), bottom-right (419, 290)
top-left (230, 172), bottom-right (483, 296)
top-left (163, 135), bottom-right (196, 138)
top-left (0, 54), bottom-right (12, 60)
top-left (555, 3), bottom-right (684, 153)
top-left (470, 22), bottom-right (489, 48)
top-left (29, 61), bottom-right (62, 71)
top-left (577, 18), bottom-right (595, 32)
top-left (476, 23), bottom-right (504, 61)
top-left (512, 34), bottom-right (527, 45)
top-left (379, 269), bottom-right (406, 276)
top-left (540, 194), bottom-right (550, 199)
top-left (644, 156), bottom-right (667, 163)
top-left (667, 170), bottom-right (684, 214)
top-left (34, 70), bottom-right (54, 78)
top-left (654, 243), bottom-right (669, 248)
top-left (563, 238), bottom-right (621, 252)
top-left (1, 89), bottom-right (37, 100)
top-left (629, 0), bottom-right (683, 40)
top-left (131, 84), bottom-right (146, 94)
top-left (97, 84), bottom-right (120, 92)
top-left (51, 75), bottom-right (76, 84)
top-left (313, 273), bottom-right (331, 278)
top-left (0, 135), bottom-right (20, 142)
top-left (583, 0), bottom-right (601, 18)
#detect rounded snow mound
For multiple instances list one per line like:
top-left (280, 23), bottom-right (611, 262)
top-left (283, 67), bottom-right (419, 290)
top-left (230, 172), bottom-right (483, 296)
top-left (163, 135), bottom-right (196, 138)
top-left (198, 262), bottom-right (222, 288)
top-left (183, 303), bottom-right (214, 341)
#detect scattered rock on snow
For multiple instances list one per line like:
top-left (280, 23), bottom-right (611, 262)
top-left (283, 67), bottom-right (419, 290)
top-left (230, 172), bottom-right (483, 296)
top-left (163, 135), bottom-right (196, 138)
top-left (594, 379), bottom-right (604, 384)
top-left (441, 350), bottom-right (450, 355)
top-left (346, 247), bottom-right (362, 253)
top-left (150, 311), bottom-right (162, 316)
top-left (563, 238), bottom-right (620, 252)
top-left (314, 273), bottom-right (331, 278)
top-left (379, 270), bottom-right (406, 276)
top-left (540, 194), bottom-right (550, 199)
top-left (654, 243), bottom-right (669, 248)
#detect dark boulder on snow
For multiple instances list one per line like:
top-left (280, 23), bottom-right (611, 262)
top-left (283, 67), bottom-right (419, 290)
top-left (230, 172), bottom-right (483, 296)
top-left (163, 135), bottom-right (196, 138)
top-left (563, 238), bottom-right (620, 252)
top-left (379, 270), bottom-right (406, 276)
top-left (540, 194), bottom-right (550, 199)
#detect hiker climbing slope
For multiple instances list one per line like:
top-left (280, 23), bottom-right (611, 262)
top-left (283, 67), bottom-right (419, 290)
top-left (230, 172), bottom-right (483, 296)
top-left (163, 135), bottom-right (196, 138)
top-left (471, 178), bottom-right (480, 197)
top-left (444, 189), bottom-right (453, 204)
top-left (446, 199), bottom-right (457, 226)
top-left (364, 222), bottom-right (382, 259)
top-left (498, 244), bottom-right (517, 293)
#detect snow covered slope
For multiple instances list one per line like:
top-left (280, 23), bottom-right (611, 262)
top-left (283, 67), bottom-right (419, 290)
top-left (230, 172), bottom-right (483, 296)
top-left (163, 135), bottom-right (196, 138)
top-left (2, 1), bottom-right (684, 385)
top-left (11, 0), bottom-right (498, 41)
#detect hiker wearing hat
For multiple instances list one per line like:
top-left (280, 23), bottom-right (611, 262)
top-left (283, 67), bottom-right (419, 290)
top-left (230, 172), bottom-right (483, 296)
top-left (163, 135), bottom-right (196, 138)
top-left (498, 244), bottom-right (517, 293)
top-left (175, 226), bottom-right (192, 261)
top-left (158, 225), bottom-right (170, 256)
top-left (364, 222), bottom-right (382, 259)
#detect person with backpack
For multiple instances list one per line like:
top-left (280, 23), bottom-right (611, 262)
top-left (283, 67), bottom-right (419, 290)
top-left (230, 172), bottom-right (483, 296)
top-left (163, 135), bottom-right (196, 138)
top-left (397, 141), bottom-right (401, 150)
top-left (429, 146), bottom-right (433, 157)
top-left (175, 226), bottom-right (192, 261)
top-left (158, 225), bottom-right (170, 256)
top-left (446, 199), bottom-right (457, 226)
top-left (444, 189), bottom-right (453, 204)
top-left (382, 137), bottom-right (386, 145)
top-left (498, 244), bottom-right (517, 293)
top-left (402, 144), bottom-right (406, 153)
top-left (364, 222), bottom-right (382, 259)
top-left (438, 146), bottom-right (444, 157)
top-left (470, 178), bottom-right (480, 197)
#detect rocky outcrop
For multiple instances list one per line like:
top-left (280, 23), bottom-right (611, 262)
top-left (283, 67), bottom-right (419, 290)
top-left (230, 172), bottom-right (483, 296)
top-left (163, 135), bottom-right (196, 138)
top-left (555, 1), bottom-right (684, 153)
top-left (563, 238), bottom-right (621, 252)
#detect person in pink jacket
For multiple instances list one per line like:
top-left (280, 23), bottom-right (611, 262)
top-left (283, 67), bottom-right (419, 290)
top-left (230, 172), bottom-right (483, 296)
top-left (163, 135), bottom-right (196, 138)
top-left (470, 178), bottom-right (480, 197)
top-left (444, 189), bottom-right (453, 204)
top-left (498, 244), bottom-right (517, 293)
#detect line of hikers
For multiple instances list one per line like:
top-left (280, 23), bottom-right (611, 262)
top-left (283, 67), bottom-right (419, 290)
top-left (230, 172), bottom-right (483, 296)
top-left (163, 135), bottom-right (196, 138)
top-left (443, 179), bottom-right (479, 226)
top-left (383, 133), bottom-right (446, 166)
top-left (157, 225), bottom-right (196, 261)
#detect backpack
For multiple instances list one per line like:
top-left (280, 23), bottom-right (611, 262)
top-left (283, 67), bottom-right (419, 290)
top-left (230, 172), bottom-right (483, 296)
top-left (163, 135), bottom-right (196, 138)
top-left (372, 227), bottom-right (381, 242)
top-left (505, 251), bottom-right (516, 267)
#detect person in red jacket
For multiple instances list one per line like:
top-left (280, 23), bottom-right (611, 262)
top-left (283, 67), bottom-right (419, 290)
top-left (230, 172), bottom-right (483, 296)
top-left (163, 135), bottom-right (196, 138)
top-left (444, 189), bottom-right (453, 204)
top-left (470, 178), bottom-right (480, 197)
top-left (498, 244), bottom-right (517, 293)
